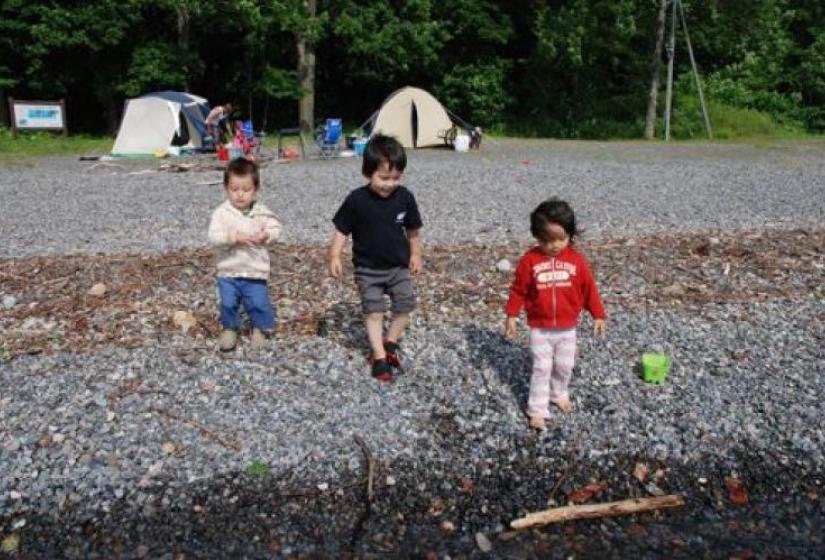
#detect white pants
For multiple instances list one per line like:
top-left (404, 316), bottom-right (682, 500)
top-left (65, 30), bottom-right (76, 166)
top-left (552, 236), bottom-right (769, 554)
top-left (528, 328), bottom-right (577, 418)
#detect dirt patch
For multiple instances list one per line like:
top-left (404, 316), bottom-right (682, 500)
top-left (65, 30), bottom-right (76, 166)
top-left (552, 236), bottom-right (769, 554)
top-left (1, 227), bottom-right (822, 358)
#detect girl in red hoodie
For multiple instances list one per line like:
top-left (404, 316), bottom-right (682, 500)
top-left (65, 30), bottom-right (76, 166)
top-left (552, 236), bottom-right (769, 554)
top-left (505, 199), bottom-right (607, 431)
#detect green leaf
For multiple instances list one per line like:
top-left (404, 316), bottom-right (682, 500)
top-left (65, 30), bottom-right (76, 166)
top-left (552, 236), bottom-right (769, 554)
top-left (245, 460), bottom-right (271, 479)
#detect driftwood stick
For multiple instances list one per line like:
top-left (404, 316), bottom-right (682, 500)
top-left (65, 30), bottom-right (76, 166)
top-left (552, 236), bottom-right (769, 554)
top-left (510, 495), bottom-right (685, 530)
top-left (352, 434), bottom-right (375, 503)
top-left (150, 407), bottom-right (242, 452)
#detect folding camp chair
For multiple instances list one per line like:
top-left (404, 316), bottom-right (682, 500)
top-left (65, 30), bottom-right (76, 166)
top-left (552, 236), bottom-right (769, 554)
top-left (239, 120), bottom-right (265, 157)
top-left (315, 118), bottom-right (342, 159)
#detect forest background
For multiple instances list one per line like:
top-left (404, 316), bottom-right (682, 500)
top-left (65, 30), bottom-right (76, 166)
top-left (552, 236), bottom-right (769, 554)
top-left (1, 0), bottom-right (824, 141)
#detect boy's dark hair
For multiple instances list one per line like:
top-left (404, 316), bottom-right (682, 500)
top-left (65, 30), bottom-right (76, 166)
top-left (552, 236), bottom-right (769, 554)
top-left (224, 157), bottom-right (260, 188)
top-left (362, 134), bottom-right (407, 176)
top-left (530, 198), bottom-right (578, 241)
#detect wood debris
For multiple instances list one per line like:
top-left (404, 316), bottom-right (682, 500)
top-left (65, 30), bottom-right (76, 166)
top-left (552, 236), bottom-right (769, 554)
top-left (0, 228), bottom-right (822, 359)
top-left (510, 495), bottom-right (685, 529)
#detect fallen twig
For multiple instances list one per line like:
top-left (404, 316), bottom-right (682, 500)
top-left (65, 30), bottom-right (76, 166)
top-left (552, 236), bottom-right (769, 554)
top-left (149, 407), bottom-right (241, 452)
top-left (353, 433), bottom-right (375, 502)
top-left (510, 495), bottom-right (685, 529)
top-left (86, 162), bottom-right (126, 172)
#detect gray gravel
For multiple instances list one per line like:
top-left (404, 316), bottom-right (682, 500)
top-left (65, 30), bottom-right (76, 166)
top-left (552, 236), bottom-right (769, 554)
top-left (1, 298), bottom-right (823, 523)
top-left (1, 139), bottom-right (824, 257)
top-left (1, 140), bottom-right (823, 556)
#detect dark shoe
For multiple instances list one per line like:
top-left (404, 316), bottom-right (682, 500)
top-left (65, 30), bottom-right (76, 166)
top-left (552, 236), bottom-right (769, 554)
top-left (383, 339), bottom-right (402, 370)
top-left (371, 358), bottom-right (394, 383)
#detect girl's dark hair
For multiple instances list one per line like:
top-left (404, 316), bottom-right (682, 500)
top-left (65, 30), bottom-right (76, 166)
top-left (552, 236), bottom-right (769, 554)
top-left (362, 134), bottom-right (407, 176)
top-left (224, 157), bottom-right (260, 188)
top-left (530, 198), bottom-right (577, 241)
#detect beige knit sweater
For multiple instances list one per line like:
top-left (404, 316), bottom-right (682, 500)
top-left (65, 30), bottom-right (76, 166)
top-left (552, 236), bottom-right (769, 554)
top-left (207, 200), bottom-right (283, 280)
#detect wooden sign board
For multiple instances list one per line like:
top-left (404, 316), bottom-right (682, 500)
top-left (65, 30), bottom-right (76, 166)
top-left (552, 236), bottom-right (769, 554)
top-left (9, 98), bottom-right (67, 137)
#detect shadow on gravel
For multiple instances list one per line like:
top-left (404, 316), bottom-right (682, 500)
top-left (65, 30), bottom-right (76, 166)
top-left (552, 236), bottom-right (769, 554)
top-left (318, 301), bottom-right (367, 353)
top-left (463, 324), bottom-right (531, 409)
top-left (6, 447), bottom-right (823, 559)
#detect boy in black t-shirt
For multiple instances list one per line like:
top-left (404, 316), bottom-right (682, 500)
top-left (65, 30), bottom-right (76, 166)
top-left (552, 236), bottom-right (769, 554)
top-left (328, 135), bottom-right (423, 382)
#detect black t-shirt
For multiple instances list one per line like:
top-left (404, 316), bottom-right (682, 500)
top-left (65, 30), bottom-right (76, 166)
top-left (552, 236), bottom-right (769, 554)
top-left (332, 185), bottom-right (423, 269)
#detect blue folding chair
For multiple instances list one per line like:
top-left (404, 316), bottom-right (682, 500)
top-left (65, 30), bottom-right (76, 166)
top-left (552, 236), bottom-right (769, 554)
top-left (315, 118), bottom-right (342, 159)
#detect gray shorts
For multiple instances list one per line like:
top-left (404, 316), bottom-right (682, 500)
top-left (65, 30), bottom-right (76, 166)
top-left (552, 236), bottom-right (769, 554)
top-left (354, 266), bottom-right (416, 315)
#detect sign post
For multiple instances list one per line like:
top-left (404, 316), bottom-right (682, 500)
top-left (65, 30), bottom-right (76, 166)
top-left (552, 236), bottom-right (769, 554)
top-left (9, 98), bottom-right (67, 138)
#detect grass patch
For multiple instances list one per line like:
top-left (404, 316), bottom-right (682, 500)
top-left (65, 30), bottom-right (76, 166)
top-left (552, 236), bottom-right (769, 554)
top-left (0, 127), bottom-right (111, 158)
top-left (245, 460), bottom-right (271, 479)
top-left (669, 97), bottom-right (813, 142)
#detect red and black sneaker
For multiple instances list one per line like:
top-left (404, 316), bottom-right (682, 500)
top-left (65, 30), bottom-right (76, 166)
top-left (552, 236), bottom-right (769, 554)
top-left (383, 339), bottom-right (402, 370)
top-left (370, 358), bottom-right (394, 383)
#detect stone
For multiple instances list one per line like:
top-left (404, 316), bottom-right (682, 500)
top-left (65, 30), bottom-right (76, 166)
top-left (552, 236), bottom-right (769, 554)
top-left (645, 482), bottom-right (665, 497)
top-left (88, 283), bottom-right (107, 297)
top-left (172, 310), bottom-right (197, 333)
top-left (439, 520), bottom-right (456, 534)
top-left (2, 295), bottom-right (16, 309)
top-left (495, 259), bottom-right (512, 273)
top-left (475, 532), bottom-right (493, 553)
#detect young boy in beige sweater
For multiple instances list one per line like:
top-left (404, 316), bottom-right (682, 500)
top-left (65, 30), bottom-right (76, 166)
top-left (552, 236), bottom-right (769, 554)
top-left (208, 158), bottom-right (282, 351)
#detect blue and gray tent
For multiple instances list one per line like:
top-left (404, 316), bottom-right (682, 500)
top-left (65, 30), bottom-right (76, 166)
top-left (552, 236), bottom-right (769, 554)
top-left (112, 91), bottom-right (211, 156)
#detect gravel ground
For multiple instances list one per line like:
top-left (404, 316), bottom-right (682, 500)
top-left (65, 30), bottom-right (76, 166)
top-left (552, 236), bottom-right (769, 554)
top-left (1, 139), bottom-right (824, 257)
top-left (1, 140), bottom-right (824, 557)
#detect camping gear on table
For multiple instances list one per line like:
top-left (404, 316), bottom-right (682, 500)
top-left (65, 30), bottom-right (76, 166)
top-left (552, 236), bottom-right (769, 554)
top-left (112, 91), bottom-right (210, 156)
top-left (276, 127), bottom-right (306, 159)
top-left (641, 353), bottom-right (672, 384)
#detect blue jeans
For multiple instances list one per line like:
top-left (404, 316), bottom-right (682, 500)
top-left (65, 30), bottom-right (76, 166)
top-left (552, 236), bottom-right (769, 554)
top-left (217, 277), bottom-right (275, 330)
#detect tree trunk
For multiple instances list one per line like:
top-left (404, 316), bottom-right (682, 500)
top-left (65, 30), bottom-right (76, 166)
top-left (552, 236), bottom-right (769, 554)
top-left (297, 0), bottom-right (316, 132)
top-left (644, 0), bottom-right (668, 139)
top-left (176, 4), bottom-right (191, 91)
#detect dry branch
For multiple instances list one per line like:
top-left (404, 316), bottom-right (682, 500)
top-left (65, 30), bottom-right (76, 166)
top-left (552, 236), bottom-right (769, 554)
top-left (353, 433), bottom-right (375, 503)
top-left (149, 407), bottom-right (242, 452)
top-left (510, 494), bottom-right (685, 530)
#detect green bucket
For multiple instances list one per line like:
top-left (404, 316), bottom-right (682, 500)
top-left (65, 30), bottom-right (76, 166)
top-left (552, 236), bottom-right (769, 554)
top-left (641, 353), bottom-right (672, 384)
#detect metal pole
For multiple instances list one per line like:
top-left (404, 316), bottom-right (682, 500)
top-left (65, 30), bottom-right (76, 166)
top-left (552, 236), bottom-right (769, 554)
top-left (664, 0), bottom-right (676, 141)
top-left (677, 0), bottom-right (713, 139)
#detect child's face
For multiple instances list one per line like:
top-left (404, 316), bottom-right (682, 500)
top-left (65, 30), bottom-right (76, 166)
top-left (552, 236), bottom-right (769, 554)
top-left (225, 173), bottom-right (257, 210)
top-left (538, 223), bottom-right (570, 256)
top-left (366, 160), bottom-right (402, 198)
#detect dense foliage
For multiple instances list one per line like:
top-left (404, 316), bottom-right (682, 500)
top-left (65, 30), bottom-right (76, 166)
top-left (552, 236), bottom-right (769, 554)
top-left (1, 0), bottom-right (823, 138)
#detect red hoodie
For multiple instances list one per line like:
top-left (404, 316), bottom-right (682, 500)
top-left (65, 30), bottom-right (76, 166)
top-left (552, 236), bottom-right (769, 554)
top-left (505, 245), bottom-right (606, 329)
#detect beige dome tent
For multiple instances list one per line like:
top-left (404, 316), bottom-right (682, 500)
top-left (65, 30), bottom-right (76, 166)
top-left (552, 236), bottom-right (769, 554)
top-left (369, 87), bottom-right (454, 148)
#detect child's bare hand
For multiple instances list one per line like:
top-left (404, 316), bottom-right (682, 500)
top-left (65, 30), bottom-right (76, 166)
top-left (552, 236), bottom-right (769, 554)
top-left (410, 253), bottom-right (422, 274)
top-left (254, 229), bottom-right (269, 244)
top-left (328, 256), bottom-right (342, 278)
top-left (234, 233), bottom-right (256, 246)
top-left (236, 230), bottom-right (268, 246)
top-left (504, 316), bottom-right (518, 338)
top-left (594, 319), bottom-right (607, 337)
